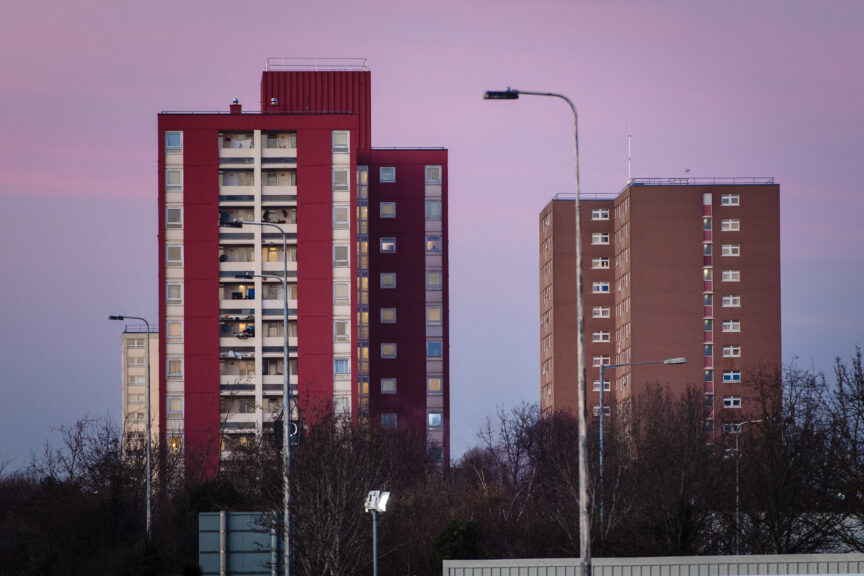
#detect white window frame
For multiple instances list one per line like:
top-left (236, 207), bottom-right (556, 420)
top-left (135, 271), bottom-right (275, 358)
top-left (721, 193), bottom-right (740, 206)
top-left (592, 282), bottom-right (610, 294)
top-left (722, 295), bottom-right (741, 307)
top-left (380, 202), bottom-right (396, 219)
top-left (332, 168), bottom-right (349, 191)
top-left (333, 282), bottom-right (350, 304)
top-left (166, 207), bottom-right (182, 229)
top-left (592, 257), bottom-right (610, 269)
top-left (166, 245), bottom-right (183, 267)
top-left (165, 131), bottom-right (182, 153)
top-left (379, 237), bottom-right (397, 254)
top-left (427, 376), bottom-right (443, 395)
top-left (722, 320), bottom-right (741, 332)
top-left (426, 305), bottom-right (442, 326)
top-left (593, 406), bottom-right (611, 416)
top-left (332, 205), bottom-right (350, 229)
top-left (723, 370), bottom-right (742, 383)
top-left (381, 378), bottom-right (397, 395)
top-left (592, 306), bottom-right (611, 318)
top-left (167, 321), bottom-right (183, 341)
top-left (333, 244), bottom-right (350, 267)
top-left (425, 199), bottom-right (442, 220)
top-left (165, 169), bottom-right (182, 190)
top-left (425, 165), bottom-right (442, 184)
top-left (332, 131), bottom-right (349, 153)
top-left (426, 235), bottom-right (442, 253)
top-left (379, 167), bottom-right (396, 183)
top-left (722, 345), bottom-right (742, 358)
top-left (427, 412), bottom-right (443, 428)
top-left (592, 355), bottom-right (611, 367)
top-left (426, 270), bottom-right (442, 290)
top-left (721, 269), bottom-right (741, 282)
top-left (592, 379), bottom-right (611, 391)
top-left (592, 331), bottom-right (611, 342)
top-left (166, 283), bottom-right (183, 304)
top-left (167, 358), bottom-right (183, 380)
top-left (591, 208), bottom-right (610, 220)
top-left (721, 219), bottom-right (741, 232)
top-left (334, 319), bottom-right (350, 341)
top-left (723, 396), bottom-right (742, 408)
top-left (333, 357), bottom-right (350, 374)
top-left (591, 232), bottom-right (610, 245)
top-left (721, 244), bottom-right (741, 257)
top-left (380, 273), bottom-right (397, 289)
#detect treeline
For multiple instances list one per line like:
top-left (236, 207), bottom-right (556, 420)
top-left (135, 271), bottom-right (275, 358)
top-left (1, 348), bottom-right (863, 575)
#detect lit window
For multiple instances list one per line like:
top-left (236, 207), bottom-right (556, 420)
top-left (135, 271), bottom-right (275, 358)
top-left (721, 194), bottom-right (740, 206)
top-left (166, 169), bottom-right (182, 190)
top-left (380, 202), bottom-right (396, 218)
top-left (592, 282), bottom-right (610, 294)
top-left (592, 380), bottom-right (611, 391)
top-left (426, 235), bottom-right (442, 253)
top-left (722, 345), bottom-right (741, 358)
top-left (380, 237), bottom-right (396, 253)
top-left (591, 232), bottom-right (610, 245)
top-left (167, 283), bottom-right (182, 304)
top-left (723, 396), bottom-right (742, 408)
top-left (722, 320), bottom-right (741, 332)
top-left (722, 270), bottom-right (741, 282)
top-left (333, 244), bottom-right (349, 267)
top-left (704, 369), bottom-right (714, 382)
top-left (592, 306), bottom-right (611, 318)
top-left (591, 208), bottom-right (610, 220)
top-left (592, 331), bottom-right (611, 342)
top-left (381, 378), bottom-right (397, 394)
top-left (333, 206), bottom-right (350, 229)
top-left (333, 168), bottom-right (349, 191)
top-left (426, 165), bottom-right (442, 184)
top-left (380, 273), bottom-right (397, 289)
top-left (381, 343), bottom-right (397, 358)
top-left (721, 219), bottom-right (741, 232)
top-left (168, 436), bottom-right (183, 453)
top-left (703, 268), bottom-right (713, 281)
top-left (333, 282), bottom-right (350, 303)
top-left (380, 308), bottom-right (397, 324)
top-left (334, 319), bottom-right (350, 341)
top-left (334, 357), bottom-right (350, 374)
top-left (592, 257), bottom-right (610, 269)
top-left (723, 370), bottom-right (742, 382)
top-left (380, 167), bottom-right (395, 182)
top-left (703, 217), bottom-right (712, 231)
top-left (166, 245), bottom-right (183, 267)
top-left (167, 321), bottom-right (183, 341)
top-left (167, 358), bottom-right (183, 380)
top-left (722, 295), bottom-right (741, 307)
top-left (427, 376), bottom-right (443, 394)
top-left (381, 413), bottom-right (397, 429)
top-left (721, 244), bottom-right (741, 257)
top-left (425, 199), bottom-right (442, 220)
top-left (426, 306), bottom-right (442, 325)
top-left (426, 270), bottom-right (442, 290)
top-left (704, 319), bottom-right (713, 331)
top-left (165, 131), bottom-right (182, 153)
top-left (704, 294), bottom-right (713, 306)
top-left (332, 131), bottom-right (349, 153)
top-left (428, 412), bottom-right (443, 428)
top-left (427, 341), bottom-right (443, 357)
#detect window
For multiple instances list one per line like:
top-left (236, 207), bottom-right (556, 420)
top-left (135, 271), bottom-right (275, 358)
top-left (428, 412), bottom-right (443, 428)
top-left (167, 283), bottom-right (182, 304)
top-left (167, 397), bottom-right (183, 419)
top-left (703, 243), bottom-right (712, 256)
top-left (167, 358), bottom-right (183, 380)
top-left (166, 207), bottom-right (182, 229)
top-left (703, 217), bottom-right (712, 231)
top-left (723, 370), bottom-right (742, 382)
top-left (427, 341), bottom-right (443, 358)
top-left (427, 376), bottom-right (443, 394)
top-left (381, 413), bottom-right (397, 429)
top-left (166, 245), bottom-right (183, 267)
top-left (704, 369), bottom-right (714, 382)
top-left (722, 345), bottom-right (742, 358)
top-left (333, 168), bottom-right (349, 191)
top-left (333, 206), bottom-right (350, 229)
top-left (723, 423), bottom-right (739, 434)
top-left (592, 331), bottom-right (611, 342)
top-left (723, 396), bottom-right (742, 408)
top-left (167, 321), bottom-right (183, 341)
top-left (334, 357), bottom-right (350, 374)
top-left (592, 380), bottom-right (611, 391)
top-left (591, 232), bottom-right (610, 245)
top-left (334, 319), bottom-right (350, 341)
top-left (592, 257), bottom-right (610, 269)
top-left (703, 268), bottom-right (713, 281)
top-left (592, 406), bottom-right (611, 416)
top-left (721, 244), bottom-right (741, 257)
top-left (129, 338), bottom-right (145, 349)
top-left (592, 306), bottom-right (611, 318)
top-left (381, 343), bottom-right (397, 358)
top-left (334, 282), bottom-right (350, 304)
top-left (168, 436), bottom-right (183, 453)
top-left (380, 237), bottom-right (396, 253)
top-left (426, 235), bottom-right (442, 253)
top-left (704, 294), bottom-right (713, 306)
top-left (592, 282), bottom-right (610, 294)
top-left (722, 295), bottom-right (741, 307)
top-left (380, 202), bottom-right (396, 218)
top-left (129, 356), bottom-right (145, 366)
top-left (332, 131), bottom-right (349, 153)
top-left (333, 244), bottom-right (349, 267)
top-left (426, 165), bottom-right (442, 184)
top-left (165, 131), bottom-right (182, 153)
top-left (128, 394), bottom-right (144, 405)
top-left (381, 378), bottom-right (397, 394)
top-left (426, 306), bottom-right (442, 325)
top-left (219, 170), bottom-right (254, 186)
top-left (593, 355), bottom-right (611, 367)
top-left (721, 219), bottom-right (741, 232)
top-left (721, 193), bottom-right (740, 206)
top-left (704, 344), bottom-right (713, 357)
top-left (379, 167), bottom-right (395, 182)
top-left (591, 208), bottom-right (610, 220)
top-left (380, 273), bottom-right (397, 289)
top-left (722, 320), bottom-right (741, 332)
top-left (425, 199), bottom-right (442, 220)
top-left (380, 308), bottom-right (397, 324)
top-left (704, 319), bottom-right (714, 331)
top-left (426, 270), bottom-right (442, 290)
top-left (165, 169), bottom-right (182, 190)
top-left (722, 270), bottom-right (741, 282)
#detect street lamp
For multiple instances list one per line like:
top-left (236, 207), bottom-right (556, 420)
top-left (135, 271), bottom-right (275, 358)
top-left (734, 418), bottom-right (762, 555)
top-left (109, 314), bottom-right (153, 540)
top-left (596, 356), bottom-right (686, 523)
top-left (364, 490), bottom-right (390, 576)
top-left (484, 87), bottom-right (590, 576)
top-left (221, 218), bottom-right (293, 576)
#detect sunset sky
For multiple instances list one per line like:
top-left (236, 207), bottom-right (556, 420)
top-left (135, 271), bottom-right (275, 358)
top-left (1, 0), bottom-right (862, 465)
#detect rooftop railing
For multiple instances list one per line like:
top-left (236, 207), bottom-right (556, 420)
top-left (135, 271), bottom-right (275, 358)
top-left (265, 57), bottom-right (368, 71)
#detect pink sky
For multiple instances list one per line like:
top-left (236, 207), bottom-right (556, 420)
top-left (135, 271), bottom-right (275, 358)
top-left (1, 0), bottom-right (862, 463)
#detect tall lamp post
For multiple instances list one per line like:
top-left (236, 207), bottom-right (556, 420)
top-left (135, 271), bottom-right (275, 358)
top-left (735, 419), bottom-right (762, 555)
top-left (221, 218), bottom-right (293, 576)
top-left (109, 314), bottom-right (153, 540)
top-left (484, 87), bottom-right (589, 576)
top-left (364, 490), bottom-right (390, 576)
top-left (596, 357), bottom-right (686, 523)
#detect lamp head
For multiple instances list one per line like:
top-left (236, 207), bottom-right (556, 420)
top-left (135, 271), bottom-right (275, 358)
top-left (664, 357), bottom-right (687, 365)
top-left (109, 315), bottom-right (125, 321)
top-left (484, 88), bottom-right (519, 100)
